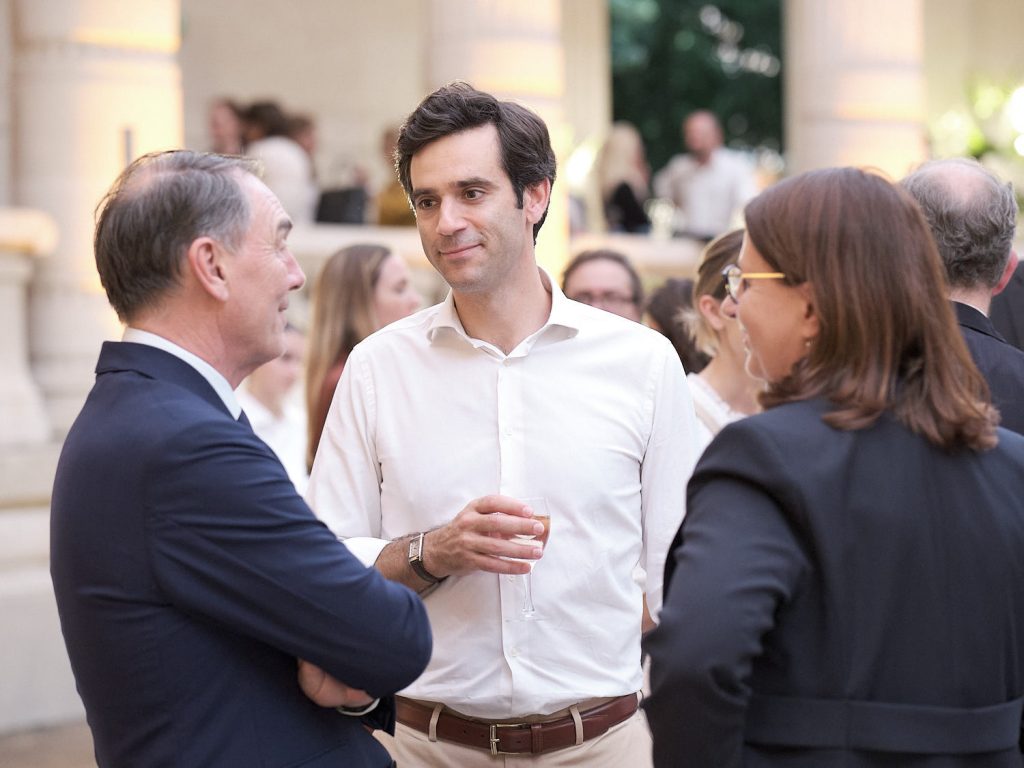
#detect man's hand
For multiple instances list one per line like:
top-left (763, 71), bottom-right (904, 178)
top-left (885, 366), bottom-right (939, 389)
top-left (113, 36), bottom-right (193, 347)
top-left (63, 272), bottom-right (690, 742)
top-left (373, 495), bottom-right (545, 591)
top-left (422, 495), bottom-right (545, 579)
top-left (297, 659), bottom-right (374, 709)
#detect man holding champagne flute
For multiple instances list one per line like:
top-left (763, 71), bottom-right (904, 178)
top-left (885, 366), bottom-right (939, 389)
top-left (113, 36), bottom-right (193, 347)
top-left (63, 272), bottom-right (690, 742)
top-left (308, 82), bottom-right (700, 766)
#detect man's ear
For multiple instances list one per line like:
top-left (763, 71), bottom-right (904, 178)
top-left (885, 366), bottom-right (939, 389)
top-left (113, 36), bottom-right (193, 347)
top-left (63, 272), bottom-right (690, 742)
top-left (186, 237), bottom-right (229, 302)
top-left (522, 178), bottom-right (552, 226)
top-left (993, 250), bottom-right (1019, 296)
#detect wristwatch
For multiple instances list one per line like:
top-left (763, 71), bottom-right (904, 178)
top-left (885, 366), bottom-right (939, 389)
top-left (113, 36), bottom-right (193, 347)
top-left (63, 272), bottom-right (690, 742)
top-left (408, 532), bottom-right (445, 585)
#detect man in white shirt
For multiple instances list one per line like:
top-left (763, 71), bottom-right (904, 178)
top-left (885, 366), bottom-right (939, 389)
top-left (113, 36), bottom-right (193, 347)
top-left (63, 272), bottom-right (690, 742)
top-left (307, 82), bottom-right (699, 766)
top-left (652, 110), bottom-right (758, 241)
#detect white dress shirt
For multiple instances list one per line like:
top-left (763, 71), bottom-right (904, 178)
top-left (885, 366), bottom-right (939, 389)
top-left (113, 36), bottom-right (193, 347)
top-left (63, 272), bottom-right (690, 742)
top-left (307, 272), bottom-right (699, 718)
top-left (122, 328), bottom-right (240, 418)
top-left (652, 147), bottom-right (758, 238)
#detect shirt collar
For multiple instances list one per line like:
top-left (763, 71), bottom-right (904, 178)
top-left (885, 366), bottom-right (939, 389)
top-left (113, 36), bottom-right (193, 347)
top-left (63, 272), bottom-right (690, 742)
top-left (122, 328), bottom-right (242, 418)
top-left (426, 267), bottom-right (581, 355)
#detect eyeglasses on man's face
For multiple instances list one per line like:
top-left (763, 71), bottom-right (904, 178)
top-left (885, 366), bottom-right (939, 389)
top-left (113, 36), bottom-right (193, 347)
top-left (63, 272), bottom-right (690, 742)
top-left (569, 291), bottom-right (638, 310)
top-left (721, 264), bottom-right (787, 301)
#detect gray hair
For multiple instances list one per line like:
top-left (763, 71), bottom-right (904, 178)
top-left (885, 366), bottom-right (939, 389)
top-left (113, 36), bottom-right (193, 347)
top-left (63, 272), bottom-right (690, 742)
top-left (900, 158), bottom-right (1018, 290)
top-left (94, 150), bottom-right (260, 322)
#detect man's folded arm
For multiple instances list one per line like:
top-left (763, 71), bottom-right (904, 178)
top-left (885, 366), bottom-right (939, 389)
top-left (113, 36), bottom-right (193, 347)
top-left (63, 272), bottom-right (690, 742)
top-left (146, 421), bottom-right (432, 697)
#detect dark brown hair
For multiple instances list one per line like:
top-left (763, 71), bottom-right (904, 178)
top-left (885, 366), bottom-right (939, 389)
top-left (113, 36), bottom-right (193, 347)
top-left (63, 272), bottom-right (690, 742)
top-left (94, 150), bottom-right (257, 323)
top-left (646, 278), bottom-right (709, 373)
top-left (395, 82), bottom-right (557, 243)
top-left (745, 167), bottom-right (997, 451)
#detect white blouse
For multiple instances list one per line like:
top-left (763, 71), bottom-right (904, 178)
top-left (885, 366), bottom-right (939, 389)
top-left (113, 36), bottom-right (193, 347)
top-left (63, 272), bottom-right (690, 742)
top-left (687, 372), bottom-right (747, 453)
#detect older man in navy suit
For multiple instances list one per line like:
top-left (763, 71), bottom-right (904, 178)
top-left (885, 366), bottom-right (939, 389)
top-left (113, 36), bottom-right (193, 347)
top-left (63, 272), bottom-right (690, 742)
top-left (50, 150), bottom-right (431, 767)
top-left (903, 158), bottom-right (1024, 435)
top-left (991, 261), bottom-right (1024, 351)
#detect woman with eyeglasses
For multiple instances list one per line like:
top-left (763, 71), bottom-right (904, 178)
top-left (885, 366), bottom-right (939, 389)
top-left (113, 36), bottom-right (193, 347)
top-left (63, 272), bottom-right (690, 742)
top-left (644, 167), bottom-right (1024, 767)
top-left (682, 229), bottom-right (762, 450)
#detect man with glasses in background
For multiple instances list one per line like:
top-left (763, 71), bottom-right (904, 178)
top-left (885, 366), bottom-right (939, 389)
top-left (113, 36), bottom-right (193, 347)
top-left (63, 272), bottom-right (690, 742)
top-left (562, 248), bottom-right (645, 321)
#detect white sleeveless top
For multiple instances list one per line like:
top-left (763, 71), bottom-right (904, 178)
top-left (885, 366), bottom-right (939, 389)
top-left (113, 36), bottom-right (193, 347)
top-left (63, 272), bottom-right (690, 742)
top-left (688, 372), bottom-right (747, 453)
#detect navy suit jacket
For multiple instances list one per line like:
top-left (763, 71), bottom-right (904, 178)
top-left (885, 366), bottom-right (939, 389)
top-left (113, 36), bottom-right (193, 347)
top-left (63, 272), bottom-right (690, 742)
top-left (991, 263), bottom-right (1024, 352)
top-left (51, 342), bottom-right (432, 767)
top-left (645, 398), bottom-right (1024, 767)
top-left (956, 301), bottom-right (1024, 435)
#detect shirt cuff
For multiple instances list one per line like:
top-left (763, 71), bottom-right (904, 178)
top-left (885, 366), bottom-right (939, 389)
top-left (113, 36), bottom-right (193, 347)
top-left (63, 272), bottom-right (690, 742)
top-left (336, 698), bottom-right (380, 717)
top-left (343, 536), bottom-right (389, 567)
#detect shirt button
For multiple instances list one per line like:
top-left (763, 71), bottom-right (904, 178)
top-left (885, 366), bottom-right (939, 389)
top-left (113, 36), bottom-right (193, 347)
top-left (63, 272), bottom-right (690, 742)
top-left (510, 647), bottom-right (520, 657)
top-left (503, 358), bottom-right (512, 367)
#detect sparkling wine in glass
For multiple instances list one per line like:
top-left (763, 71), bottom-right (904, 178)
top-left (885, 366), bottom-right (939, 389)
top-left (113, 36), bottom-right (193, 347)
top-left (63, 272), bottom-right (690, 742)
top-left (515, 497), bottom-right (551, 620)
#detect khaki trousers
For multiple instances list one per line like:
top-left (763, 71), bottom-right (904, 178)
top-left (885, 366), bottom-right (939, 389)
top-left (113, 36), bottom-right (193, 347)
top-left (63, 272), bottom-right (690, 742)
top-left (376, 708), bottom-right (652, 767)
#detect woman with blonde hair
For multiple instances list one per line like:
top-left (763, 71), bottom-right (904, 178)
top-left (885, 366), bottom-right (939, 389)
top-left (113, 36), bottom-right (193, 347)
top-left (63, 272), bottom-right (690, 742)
top-left (595, 121), bottom-right (651, 233)
top-left (683, 229), bottom-right (761, 449)
top-left (305, 244), bottom-right (421, 468)
top-left (646, 167), bottom-right (1024, 766)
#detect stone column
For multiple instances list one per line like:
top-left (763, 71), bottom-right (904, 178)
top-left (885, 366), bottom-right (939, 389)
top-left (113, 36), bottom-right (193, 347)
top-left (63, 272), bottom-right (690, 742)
top-left (0, 0), bottom-right (12, 206)
top-left (13, 0), bottom-right (183, 435)
top-left (424, 0), bottom-right (571, 273)
top-left (0, 209), bottom-right (57, 447)
top-left (784, 0), bottom-right (927, 177)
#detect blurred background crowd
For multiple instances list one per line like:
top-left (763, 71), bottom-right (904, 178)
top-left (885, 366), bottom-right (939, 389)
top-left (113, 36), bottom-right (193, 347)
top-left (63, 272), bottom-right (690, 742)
top-left (3, 0), bottom-right (1024, 763)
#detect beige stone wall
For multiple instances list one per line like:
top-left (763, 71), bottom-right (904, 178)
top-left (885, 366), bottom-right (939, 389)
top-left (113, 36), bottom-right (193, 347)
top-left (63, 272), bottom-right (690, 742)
top-left (0, 0), bottom-right (11, 206)
top-left (784, 0), bottom-right (928, 176)
top-left (180, 0), bottom-right (609, 192)
top-left (924, 0), bottom-right (1024, 125)
top-left (180, 0), bottom-right (429, 188)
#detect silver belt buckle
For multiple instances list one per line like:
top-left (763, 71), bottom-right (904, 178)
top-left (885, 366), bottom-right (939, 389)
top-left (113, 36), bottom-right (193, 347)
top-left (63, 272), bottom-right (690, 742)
top-left (489, 722), bottom-right (527, 756)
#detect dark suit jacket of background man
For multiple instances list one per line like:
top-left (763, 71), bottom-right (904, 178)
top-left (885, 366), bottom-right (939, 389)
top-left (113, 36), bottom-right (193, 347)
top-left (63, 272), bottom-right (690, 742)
top-left (51, 342), bottom-right (431, 767)
top-left (955, 301), bottom-right (1024, 435)
top-left (990, 261), bottom-right (1024, 352)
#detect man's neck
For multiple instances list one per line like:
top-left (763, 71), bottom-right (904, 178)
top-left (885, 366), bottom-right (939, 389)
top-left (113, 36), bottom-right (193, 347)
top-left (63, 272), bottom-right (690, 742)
top-left (949, 287), bottom-right (992, 317)
top-left (132, 312), bottom-right (247, 388)
top-left (692, 148), bottom-right (715, 167)
top-left (699, 350), bottom-right (760, 416)
top-left (452, 266), bottom-right (551, 355)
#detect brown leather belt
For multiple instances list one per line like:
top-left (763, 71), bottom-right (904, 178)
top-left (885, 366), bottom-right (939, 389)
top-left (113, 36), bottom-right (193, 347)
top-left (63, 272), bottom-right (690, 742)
top-left (395, 693), bottom-right (639, 755)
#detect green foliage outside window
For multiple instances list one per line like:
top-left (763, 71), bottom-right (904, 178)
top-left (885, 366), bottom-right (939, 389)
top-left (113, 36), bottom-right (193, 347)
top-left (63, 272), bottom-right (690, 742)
top-left (610, 0), bottom-right (783, 174)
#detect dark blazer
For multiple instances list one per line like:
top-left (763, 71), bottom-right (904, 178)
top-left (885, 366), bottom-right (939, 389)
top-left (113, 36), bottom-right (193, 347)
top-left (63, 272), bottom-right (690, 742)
top-left (51, 342), bottom-right (431, 768)
top-left (991, 263), bottom-right (1024, 352)
top-left (644, 398), bottom-right (1024, 767)
top-left (956, 301), bottom-right (1024, 435)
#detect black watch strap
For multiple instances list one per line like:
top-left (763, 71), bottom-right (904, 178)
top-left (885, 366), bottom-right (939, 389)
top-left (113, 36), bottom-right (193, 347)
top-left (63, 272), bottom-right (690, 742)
top-left (408, 532), bottom-right (444, 584)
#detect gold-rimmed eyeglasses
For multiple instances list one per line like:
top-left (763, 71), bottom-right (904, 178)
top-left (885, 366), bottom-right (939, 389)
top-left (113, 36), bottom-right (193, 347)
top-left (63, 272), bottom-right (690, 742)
top-left (721, 264), bottom-right (786, 301)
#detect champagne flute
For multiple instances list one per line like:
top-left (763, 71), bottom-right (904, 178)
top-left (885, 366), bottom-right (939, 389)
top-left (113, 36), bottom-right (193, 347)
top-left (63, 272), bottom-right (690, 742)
top-left (515, 497), bottom-right (551, 620)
